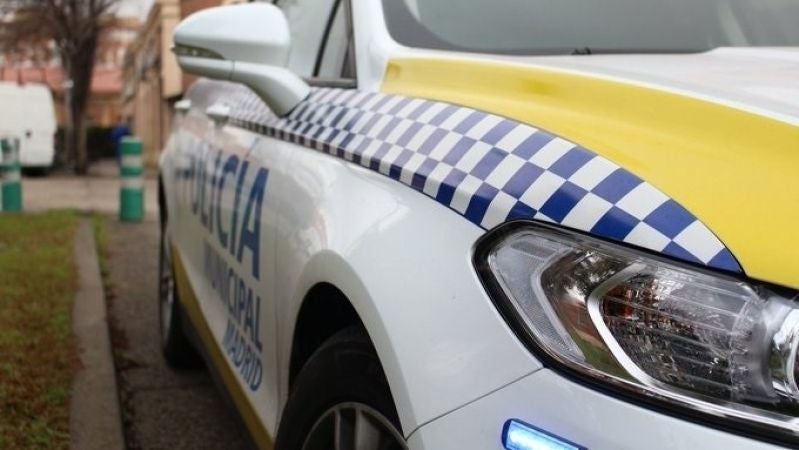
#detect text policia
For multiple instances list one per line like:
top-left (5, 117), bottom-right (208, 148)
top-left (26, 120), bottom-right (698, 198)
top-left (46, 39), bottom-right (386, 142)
top-left (177, 139), bottom-right (268, 391)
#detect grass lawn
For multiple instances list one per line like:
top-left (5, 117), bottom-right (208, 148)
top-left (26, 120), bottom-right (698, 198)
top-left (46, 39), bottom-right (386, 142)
top-left (0, 211), bottom-right (78, 450)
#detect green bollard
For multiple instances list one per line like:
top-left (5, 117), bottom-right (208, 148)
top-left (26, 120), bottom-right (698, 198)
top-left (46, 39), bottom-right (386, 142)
top-left (1, 137), bottom-right (23, 212)
top-left (119, 136), bottom-right (144, 222)
top-left (0, 138), bottom-right (4, 212)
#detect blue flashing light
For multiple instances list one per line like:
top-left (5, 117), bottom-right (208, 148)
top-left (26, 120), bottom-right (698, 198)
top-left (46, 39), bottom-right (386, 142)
top-left (503, 420), bottom-right (586, 450)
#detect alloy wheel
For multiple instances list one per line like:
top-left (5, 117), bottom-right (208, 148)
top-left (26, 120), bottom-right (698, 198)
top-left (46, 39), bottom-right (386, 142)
top-left (301, 402), bottom-right (407, 450)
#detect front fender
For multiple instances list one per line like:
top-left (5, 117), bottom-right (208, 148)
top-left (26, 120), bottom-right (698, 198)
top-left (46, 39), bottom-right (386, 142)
top-left (273, 141), bottom-right (542, 436)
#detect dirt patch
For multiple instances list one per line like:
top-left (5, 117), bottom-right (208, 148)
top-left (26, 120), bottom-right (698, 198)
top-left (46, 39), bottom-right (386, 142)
top-left (94, 215), bottom-right (251, 450)
top-left (92, 214), bottom-right (143, 450)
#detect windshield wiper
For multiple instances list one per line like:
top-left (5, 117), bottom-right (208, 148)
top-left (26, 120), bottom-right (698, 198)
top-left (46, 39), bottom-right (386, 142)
top-left (570, 46), bottom-right (706, 55)
top-left (572, 47), bottom-right (593, 55)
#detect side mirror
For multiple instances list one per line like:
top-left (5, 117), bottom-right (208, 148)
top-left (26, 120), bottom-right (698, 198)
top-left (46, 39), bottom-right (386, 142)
top-left (173, 3), bottom-right (310, 116)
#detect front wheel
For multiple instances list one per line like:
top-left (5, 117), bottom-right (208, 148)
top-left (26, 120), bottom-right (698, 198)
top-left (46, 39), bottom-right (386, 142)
top-left (275, 327), bottom-right (407, 450)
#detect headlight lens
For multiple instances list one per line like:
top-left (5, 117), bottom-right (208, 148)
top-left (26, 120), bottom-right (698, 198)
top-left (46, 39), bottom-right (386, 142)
top-left (476, 223), bottom-right (799, 440)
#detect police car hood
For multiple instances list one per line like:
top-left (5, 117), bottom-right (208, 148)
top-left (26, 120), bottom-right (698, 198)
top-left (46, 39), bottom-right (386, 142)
top-left (383, 48), bottom-right (799, 290)
top-left (519, 47), bottom-right (799, 124)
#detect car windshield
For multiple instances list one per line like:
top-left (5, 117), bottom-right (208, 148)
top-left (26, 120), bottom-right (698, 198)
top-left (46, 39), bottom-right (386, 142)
top-left (382, 0), bottom-right (799, 55)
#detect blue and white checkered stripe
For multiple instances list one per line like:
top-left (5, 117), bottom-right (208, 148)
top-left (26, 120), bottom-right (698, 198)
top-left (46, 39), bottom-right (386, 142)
top-left (188, 80), bottom-right (742, 273)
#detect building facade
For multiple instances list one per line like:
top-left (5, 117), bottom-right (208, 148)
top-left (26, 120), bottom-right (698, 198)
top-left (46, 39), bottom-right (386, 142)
top-left (122, 0), bottom-right (244, 167)
top-left (121, 0), bottom-right (181, 167)
top-left (0, 17), bottom-right (140, 128)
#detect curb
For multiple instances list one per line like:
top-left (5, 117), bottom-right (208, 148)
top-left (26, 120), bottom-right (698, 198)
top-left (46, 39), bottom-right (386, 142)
top-left (69, 218), bottom-right (126, 450)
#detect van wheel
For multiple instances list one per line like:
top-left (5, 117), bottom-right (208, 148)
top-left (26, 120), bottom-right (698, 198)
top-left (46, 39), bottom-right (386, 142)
top-left (158, 222), bottom-right (201, 368)
top-left (22, 167), bottom-right (49, 177)
top-left (276, 328), bottom-right (407, 450)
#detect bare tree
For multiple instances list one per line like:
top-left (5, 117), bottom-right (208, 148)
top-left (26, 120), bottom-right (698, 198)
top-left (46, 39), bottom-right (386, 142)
top-left (0, 0), bottom-right (120, 174)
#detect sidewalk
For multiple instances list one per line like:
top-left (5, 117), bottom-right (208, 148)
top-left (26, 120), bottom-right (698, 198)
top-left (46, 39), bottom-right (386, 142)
top-left (23, 159), bottom-right (158, 220)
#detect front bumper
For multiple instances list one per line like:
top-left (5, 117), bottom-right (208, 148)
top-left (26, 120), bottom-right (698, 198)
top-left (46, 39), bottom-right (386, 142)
top-left (407, 369), bottom-right (785, 450)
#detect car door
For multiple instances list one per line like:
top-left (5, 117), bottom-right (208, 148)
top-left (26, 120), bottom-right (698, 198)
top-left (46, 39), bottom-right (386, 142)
top-left (170, 0), bottom-right (349, 438)
top-left (169, 87), bottom-right (290, 439)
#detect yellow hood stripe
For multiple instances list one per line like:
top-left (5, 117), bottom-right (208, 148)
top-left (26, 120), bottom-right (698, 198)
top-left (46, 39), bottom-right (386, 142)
top-left (382, 57), bottom-right (799, 290)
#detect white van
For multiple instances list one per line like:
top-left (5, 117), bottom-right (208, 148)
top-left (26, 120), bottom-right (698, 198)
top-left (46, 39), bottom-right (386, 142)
top-left (0, 82), bottom-right (56, 170)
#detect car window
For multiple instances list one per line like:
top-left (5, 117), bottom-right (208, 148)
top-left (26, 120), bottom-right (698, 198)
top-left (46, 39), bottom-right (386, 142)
top-left (382, 0), bottom-right (799, 55)
top-left (277, 0), bottom-right (338, 76)
top-left (316, 0), bottom-right (356, 81)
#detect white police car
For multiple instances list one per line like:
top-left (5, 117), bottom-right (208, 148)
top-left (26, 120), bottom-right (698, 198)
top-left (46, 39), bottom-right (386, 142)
top-left (158, 1), bottom-right (799, 449)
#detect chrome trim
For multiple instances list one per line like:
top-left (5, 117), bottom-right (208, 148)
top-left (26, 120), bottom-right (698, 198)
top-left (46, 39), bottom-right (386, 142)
top-left (172, 44), bottom-right (224, 60)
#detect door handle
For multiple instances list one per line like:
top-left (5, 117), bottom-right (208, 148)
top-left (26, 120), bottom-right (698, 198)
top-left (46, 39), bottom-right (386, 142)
top-left (206, 103), bottom-right (230, 125)
top-left (174, 99), bottom-right (191, 115)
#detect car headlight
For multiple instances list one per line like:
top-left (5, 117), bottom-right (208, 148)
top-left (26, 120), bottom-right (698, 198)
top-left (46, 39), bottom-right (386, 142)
top-left (474, 222), bottom-right (799, 442)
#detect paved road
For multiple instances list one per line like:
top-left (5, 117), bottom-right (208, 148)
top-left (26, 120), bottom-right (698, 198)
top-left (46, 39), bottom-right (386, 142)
top-left (103, 218), bottom-right (252, 450)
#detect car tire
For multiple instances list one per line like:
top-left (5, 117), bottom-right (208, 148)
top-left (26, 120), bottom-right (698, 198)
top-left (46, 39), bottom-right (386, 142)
top-left (158, 220), bottom-right (201, 368)
top-left (275, 327), bottom-right (407, 450)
